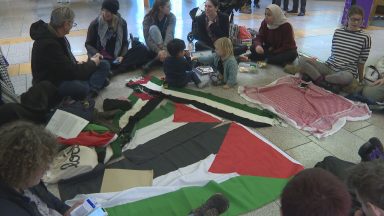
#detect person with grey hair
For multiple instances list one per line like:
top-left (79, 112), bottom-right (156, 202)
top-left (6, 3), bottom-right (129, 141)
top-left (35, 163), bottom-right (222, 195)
top-left (30, 6), bottom-right (110, 100)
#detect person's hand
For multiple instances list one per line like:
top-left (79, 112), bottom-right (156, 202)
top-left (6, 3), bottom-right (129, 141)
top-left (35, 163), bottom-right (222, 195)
top-left (238, 55), bottom-right (249, 62)
top-left (116, 56), bottom-right (124, 63)
top-left (191, 56), bottom-right (198, 61)
top-left (93, 53), bottom-right (103, 59)
top-left (90, 55), bottom-right (101, 66)
top-left (184, 50), bottom-right (190, 57)
top-left (255, 45), bottom-right (264, 54)
top-left (63, 200), bottom-right (84, 216)
top-left (158, 50), bottom-right (168, 62)
top-left (308, 57), bottom-right (318, 63)
top-left (208, 20), bottom-right (215, 27)
top-left (353, 209), bottom-right (364, 216)
top-left (372, 78), bottom-right (384, 86)
top-left (223, 84), bottom-right (231, 89)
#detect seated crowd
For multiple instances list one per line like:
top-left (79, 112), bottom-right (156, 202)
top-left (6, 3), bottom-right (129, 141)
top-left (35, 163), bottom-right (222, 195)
top-left (0, 0), bottom-right (384, 215)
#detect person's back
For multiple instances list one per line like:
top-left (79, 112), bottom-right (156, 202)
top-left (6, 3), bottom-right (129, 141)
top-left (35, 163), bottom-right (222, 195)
top-left (281, 168), bottom-right (351, 216)
top-left (164, 56), bottom-right (191, 88)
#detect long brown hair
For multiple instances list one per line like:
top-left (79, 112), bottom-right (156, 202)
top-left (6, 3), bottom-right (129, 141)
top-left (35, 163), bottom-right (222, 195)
top-left (146, 0), bottom-right (170, 18)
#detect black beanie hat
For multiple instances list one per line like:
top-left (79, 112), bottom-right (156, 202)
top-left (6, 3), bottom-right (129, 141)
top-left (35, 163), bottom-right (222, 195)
top-left (102, 0), bottom-right (119, 14)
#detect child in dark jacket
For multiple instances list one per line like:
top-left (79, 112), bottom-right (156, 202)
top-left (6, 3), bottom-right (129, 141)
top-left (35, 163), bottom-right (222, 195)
top-left (163, 39), bottom-right (206, 88)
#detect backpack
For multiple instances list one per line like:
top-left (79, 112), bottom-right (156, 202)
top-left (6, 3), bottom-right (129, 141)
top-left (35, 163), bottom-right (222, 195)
top-left (365, 57), bottom-right (384, 83)
top-left (124, 34), bottom-right (151, 68)
top-left (57, 97), bottom-right (96, 121)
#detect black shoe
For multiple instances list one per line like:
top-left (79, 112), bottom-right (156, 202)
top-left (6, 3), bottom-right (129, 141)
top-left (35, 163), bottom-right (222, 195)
top-left (298, 12), bottom-right (305, 16)
top-left (358, 137), bottom-right (384, 162)
top-left (288, 10), bottom-right (298, 13)
top-left (89, 89), bottom-right (99, 98)
top-left (192, 193), bottom-right (229, 216)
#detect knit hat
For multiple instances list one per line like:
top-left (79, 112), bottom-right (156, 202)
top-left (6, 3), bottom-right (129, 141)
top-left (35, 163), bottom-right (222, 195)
top-left (102, 0), bottom-right (119, 14)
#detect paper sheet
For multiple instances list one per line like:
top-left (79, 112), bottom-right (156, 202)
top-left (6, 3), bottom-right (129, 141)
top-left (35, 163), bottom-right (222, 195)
top-left (46, 109), bottom-right (89, 139)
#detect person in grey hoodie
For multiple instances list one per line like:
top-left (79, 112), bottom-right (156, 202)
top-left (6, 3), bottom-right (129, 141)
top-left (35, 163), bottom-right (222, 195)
top-left (142, 0), bottom-right (176, 73)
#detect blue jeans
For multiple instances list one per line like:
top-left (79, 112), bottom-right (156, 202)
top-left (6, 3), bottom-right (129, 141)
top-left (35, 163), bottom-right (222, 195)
top-left (186, 71), bottom-right (201, 86)
top-left (58, 60), bottom-right (109, 99)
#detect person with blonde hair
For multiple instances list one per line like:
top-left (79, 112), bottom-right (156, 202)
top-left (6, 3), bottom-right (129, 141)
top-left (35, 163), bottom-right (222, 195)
top-left (250, 4), bottom-right (298, 66)
top-left (193, 37), bottom-right (238, 89)
top-left (0, 121), bottom-right (80, 216)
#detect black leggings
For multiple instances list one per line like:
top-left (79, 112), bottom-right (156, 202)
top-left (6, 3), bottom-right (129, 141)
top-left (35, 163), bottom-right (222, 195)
top-left (250, 46), bottom-right (298, 67)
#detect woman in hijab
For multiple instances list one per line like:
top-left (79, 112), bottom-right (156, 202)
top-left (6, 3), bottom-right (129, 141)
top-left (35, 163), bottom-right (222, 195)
top-left (250, 4), bottom-right (297, 66)
top-left (85, 0), bottom-right (130, 75)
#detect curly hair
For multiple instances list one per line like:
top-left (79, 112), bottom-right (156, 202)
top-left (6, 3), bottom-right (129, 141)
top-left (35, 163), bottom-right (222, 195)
top-left (0, 121), bottom-right (58, 189)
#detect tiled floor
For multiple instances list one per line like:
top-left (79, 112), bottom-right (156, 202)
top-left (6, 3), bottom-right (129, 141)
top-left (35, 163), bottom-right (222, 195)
top-left (2, 0), bottom-right (384, 215)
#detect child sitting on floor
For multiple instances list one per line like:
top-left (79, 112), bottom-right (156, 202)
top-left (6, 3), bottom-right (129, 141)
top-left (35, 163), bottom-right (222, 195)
top-left (163, 39), bottom-right (206, 88)
top-left (192, 37), bottom-right (238, 89)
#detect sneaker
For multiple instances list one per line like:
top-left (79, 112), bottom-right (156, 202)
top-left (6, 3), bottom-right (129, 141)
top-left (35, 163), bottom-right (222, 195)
top-left (298, 12), bottom-right (305, 16)
top-left (358, 137), bottom-right (384, 162)
top-left (192, 193), bottom-right (230, 216)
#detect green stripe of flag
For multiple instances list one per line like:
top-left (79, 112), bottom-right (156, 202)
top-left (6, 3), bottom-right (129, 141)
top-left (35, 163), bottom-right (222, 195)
top-left (106, 176), bottom-right (288, 216)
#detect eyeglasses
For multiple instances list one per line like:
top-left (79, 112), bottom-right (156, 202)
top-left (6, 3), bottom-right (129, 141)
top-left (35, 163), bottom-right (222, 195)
top-left (349, 17), bottom-right (362, 23)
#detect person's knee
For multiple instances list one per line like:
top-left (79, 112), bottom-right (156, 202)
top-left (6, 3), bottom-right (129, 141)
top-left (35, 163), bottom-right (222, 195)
top-left (149, 25), bottom-right (161, 35)
top-left (99, 60), bottom-right (110, 71)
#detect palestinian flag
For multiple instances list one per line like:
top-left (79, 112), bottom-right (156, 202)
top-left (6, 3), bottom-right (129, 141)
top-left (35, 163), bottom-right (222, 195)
top-left (61, 92), bottom-right (303, 215)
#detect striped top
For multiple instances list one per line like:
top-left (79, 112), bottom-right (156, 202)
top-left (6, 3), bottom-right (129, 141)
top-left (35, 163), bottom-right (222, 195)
top-left (326, 28), bottom-right (371, 78)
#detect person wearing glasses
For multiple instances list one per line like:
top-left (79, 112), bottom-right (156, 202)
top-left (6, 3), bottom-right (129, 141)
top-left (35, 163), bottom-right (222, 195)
top-left (296, 6), bottom-right (371, 92)
top-left (30, 6), bottom-right (110, 100)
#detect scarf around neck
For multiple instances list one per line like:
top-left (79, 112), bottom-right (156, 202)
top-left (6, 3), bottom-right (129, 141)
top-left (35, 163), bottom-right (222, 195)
top-left (98, 14), bottom-right (124, 58)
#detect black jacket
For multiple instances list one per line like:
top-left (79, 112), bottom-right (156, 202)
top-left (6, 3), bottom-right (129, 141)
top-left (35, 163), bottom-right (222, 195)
top-left (30, 20), bottom-right (97, 86)
top-left (85, 17), bottom-right (129, 58)
top-left (163, 56), bottom-right (193, 88)
top-left (0, 180), bottom-right (70, 216)
top-left (195, 12), bottom-right (230, 48)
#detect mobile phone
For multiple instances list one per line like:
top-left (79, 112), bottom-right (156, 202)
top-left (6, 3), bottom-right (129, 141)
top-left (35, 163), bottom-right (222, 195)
top-left (112, 59), bottom-right (120, 65)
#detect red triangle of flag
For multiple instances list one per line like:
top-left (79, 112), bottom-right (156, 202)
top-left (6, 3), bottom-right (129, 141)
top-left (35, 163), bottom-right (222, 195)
top-left (173, 103), bottom-right (221, 123)
top-left (209, 123), bottom-right (304, 178)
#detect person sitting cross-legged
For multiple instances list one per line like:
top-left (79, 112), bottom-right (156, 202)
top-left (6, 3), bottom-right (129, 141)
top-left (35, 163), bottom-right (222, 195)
top-left (31, 6), bottom-right (110, 100)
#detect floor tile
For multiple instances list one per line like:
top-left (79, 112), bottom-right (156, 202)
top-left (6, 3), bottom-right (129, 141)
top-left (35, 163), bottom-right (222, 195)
top-left (19, 63), bottom-right (31, 74)
top-left (367, 112), bottom-right (384, 130)
top-left (8, 64), bottom-right (20, 76)
top-left (286, 142), bottom-right (332, 168)
top-left (257, 125), bottom-right (311, 151)
top-left (343, 120), bottom-right (371, 132)
top-left (308, 129), bottom-right (365, 163)
top-left (353, 125), bottom-right (384, 142)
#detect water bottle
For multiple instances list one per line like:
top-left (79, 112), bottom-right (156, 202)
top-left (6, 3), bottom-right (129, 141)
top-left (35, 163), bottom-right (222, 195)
top-left (188, 42), bottom-right (194, 52)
